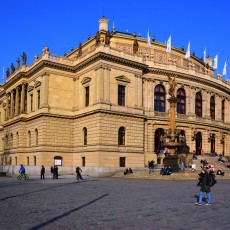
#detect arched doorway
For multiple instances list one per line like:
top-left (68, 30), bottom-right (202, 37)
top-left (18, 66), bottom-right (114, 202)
top-left (154, 128), bottom-right (164, 153)
top-left (195, 132), bottom-right (202, 155)
top-left (209, 133), bottom-right (215, 154)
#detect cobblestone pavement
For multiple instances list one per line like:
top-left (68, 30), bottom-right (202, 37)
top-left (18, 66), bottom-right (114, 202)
top-left (0, 175), bottom-right (229, 230)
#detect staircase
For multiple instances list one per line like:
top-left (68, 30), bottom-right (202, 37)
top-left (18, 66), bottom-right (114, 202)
top-left (112, 155), bottom-right (230, 180)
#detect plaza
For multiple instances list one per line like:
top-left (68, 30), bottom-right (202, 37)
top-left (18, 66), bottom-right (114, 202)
top-left (0, 175), bottom-right (229, 230)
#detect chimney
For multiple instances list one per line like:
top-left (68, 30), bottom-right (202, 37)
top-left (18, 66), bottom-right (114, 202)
top-left (99, 17), bottom-right (109, 31)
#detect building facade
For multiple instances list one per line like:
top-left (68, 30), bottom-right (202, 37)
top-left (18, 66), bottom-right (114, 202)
top-left (1, 17), bottom-right (230, 176)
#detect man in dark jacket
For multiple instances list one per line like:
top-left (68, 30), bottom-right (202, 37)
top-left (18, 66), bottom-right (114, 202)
top-left (40, 165), bottom-right (45, 179)
top-left (196, 167), bottom-right (211, 206)
top-left (76, 167), bottom-right (83, 180)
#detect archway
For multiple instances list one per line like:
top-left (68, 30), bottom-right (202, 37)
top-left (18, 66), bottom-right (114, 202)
top-left (195, 132), bottom-right (202, 155)
top-left (154, 128), bottom-right (164, 153)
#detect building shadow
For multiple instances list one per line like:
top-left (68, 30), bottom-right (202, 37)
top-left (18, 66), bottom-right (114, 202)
top-left (0, 179), bottom-right (99, 201)
top-left (29, 193), bottom-right (109, 230)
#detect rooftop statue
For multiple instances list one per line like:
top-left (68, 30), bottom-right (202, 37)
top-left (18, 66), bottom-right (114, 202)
top-left (11, 63), bottom-right (15, 74)
top-left (21, 52), bottom-right (27, 65)
top-left (16, 57), bottom-right (20, 70)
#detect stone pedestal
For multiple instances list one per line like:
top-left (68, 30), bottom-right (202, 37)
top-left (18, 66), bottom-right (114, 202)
top-left (163, 154), bottom-right (180, 172)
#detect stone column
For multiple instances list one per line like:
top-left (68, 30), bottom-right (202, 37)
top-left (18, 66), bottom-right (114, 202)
top-left (138, 76), bottom-right (143, 107)
top-left (134, 75), bottom-right (138, 107)
top-left (10, 90), bottom-right (14, 118)
top-left (215, 95), bottom-right (221, 120)
top-left (72, 78), bottom-right (77, 111)
top-left (94, 69), bottom-right (98, 103)
top-left (41, 73), bottom-right (49, 108)
top-left (5, 94), bottom-right (9, 120)
top-left (20, 83), bottom-right (25, 113)
top-left (143, 79), bottom-right (147, 109)
top-left (106, 67), bottom-right (111, 103)
top-left (203, 91), bottom-right (210, 118)
top-left (15, 87), bottom-right (19, 115)
top-left (188, 86), bottom-right (195, 115)
top-left (149, 80), bottom-right (153, 110)
top-left (99, 66), bottom-right (104, 102)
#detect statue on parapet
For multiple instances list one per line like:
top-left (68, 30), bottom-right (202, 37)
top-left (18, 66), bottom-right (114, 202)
top-left (16, 57), bottom-right (20, 69)
top-left (6, 68), bottom-right (10, 78)
top-left (21, 52), bottom-right (27, 65)
top-left (11, 63), bottom-right (15, 74)
top-left (105, 31), bottom-right (111, 45)
top-left (168, 75), bottom-right (177, 97)
top-left (133, 39), bottom-right (139, 54)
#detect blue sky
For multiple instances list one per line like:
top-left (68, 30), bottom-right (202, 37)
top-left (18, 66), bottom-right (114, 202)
top-left (1, 0), bottom-right (229, 81)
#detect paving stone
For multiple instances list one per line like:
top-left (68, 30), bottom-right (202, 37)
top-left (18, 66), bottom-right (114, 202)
top-left (0, 175), bottom-right (229, 229)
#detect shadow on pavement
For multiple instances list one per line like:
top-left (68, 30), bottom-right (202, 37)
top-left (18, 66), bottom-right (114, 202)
top-left (28, 193), bottom-right (109, 230)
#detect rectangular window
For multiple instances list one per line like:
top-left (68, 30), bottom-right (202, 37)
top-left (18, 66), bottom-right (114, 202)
top-left (15, 157), bottom-right (17, 165)
top-left (82, 157), bottom-right (85, 167)
top-left (85, 86), bottom-right (89, 107)
top-left (30, 94), bottom-right (33, 112)
top-left (118, 85), bottom-right (125, 106)
top-left (34, 156), bottom-right (36, 166)
top-left (119, 157), bottom-right (126, 167)
top-left (37, 90), bottom-right (40, 109)
top-left (27, 157), bottom-right (29, 166)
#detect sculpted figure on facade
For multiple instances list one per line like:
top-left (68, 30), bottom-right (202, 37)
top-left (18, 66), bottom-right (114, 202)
top-left (105, 31), bottom-right (111, 45)
top-left (16, 57), bottom-right (20, 69)
top-left (95, 31), bottom-right (100, 46)
top-left (133, 39), bottom-right (139, 54)
top-left (168, 75), bottom-right (177, 97)
top-left (6, 68), bottom-right (10, 78)
top-left (78, 42), bottom-right (82, 57)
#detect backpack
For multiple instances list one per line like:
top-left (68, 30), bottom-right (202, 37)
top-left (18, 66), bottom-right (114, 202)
top-left (206, 173), bottom-right (217, 187)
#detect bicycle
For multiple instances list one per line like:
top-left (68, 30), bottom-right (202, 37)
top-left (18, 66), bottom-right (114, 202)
top-left (17, 173), bottom-right (29, 180)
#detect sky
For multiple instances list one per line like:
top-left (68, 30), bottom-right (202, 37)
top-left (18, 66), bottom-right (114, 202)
top-left (0, 0), bottom-right (230, 81)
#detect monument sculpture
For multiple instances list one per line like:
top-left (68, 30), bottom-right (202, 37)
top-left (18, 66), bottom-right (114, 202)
top-left (160, 75), bottom-right (187, 171)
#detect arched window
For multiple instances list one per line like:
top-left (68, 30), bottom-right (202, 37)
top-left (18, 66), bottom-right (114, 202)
top-left (28, 131), bottom-right (31, 147)
top-left (210, 96), bottom-right (215, 119)
top-left (83, 127), bottom-right (87, 145)
top-left (154, 85), bottom-right (165, 112)
top-left (221, 100), bottom-right (225, 122)
top-left (35, 129), bottom-right (38, 146)
top-left (195, 92), bottom-right (202, 117)
top-left (177, 88), bottom-right (186, 114)
top-left (118, 127), bottom-right (125, 145)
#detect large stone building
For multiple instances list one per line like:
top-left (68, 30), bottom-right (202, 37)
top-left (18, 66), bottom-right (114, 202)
top-left (1, 17), bottom-right (230, 176)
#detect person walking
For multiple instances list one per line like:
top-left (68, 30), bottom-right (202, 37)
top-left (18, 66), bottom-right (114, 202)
top-left (53, 166), bottom-right (58, 179)
top-left (196, 167), bottom-right (211, 206)
top-left (76, 166), bottom-right (83, 180)
top-left (40, 165), bottom-right (45, 179)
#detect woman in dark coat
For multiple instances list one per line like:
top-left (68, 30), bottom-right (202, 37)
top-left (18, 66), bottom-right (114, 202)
top-left (196, 167), bottom-right (211, 205)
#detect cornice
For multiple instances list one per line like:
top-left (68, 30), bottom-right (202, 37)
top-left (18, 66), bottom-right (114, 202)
top-left (148, 68), bottom-right (230, 95)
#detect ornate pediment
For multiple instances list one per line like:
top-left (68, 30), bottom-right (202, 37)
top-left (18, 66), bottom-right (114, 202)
top-left (115, 75), bottom-right (131, 83)
top-left (81, 77), bottom-right (92, 85)
top-left (34, 81), bottom-right (41, 88)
